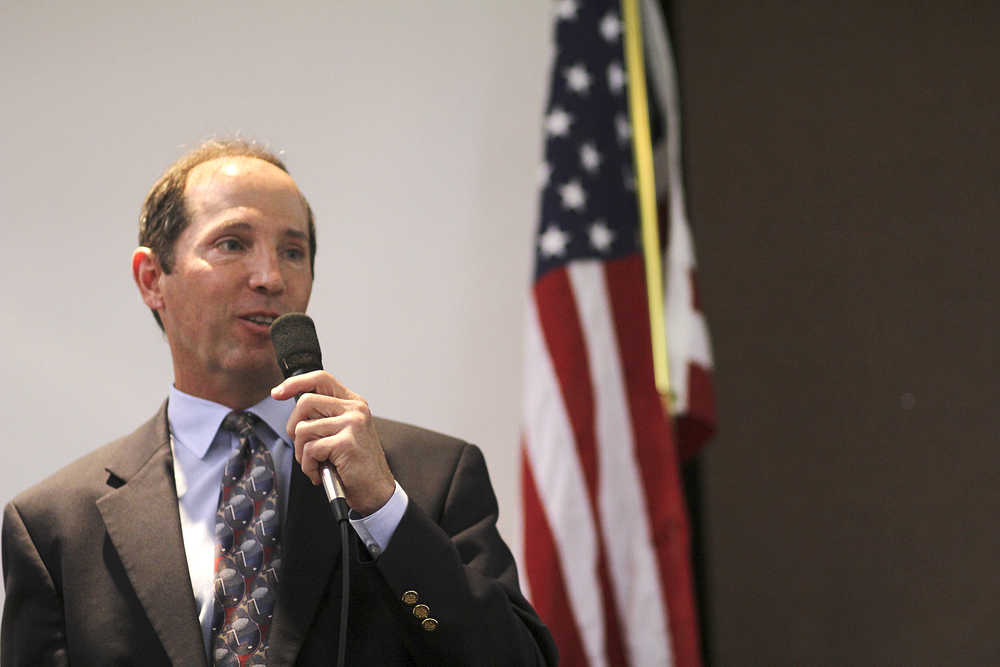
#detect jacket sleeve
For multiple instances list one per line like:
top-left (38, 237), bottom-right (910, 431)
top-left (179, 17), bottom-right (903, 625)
top-left (374, 443), bottom-right (558, 666)
top-left (1, 501), bottom-right (69, 667)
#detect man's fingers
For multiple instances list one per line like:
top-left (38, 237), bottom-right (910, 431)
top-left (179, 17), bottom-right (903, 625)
top-left (300, 451), bottom-right (321, 485)
top-left (299, 434), bottom-right (348, 482)
top-left (285, 395), bottom-right (368, 440)
top-left (291, 415), bottom-right (355, 463)
top-left (275, 371), bottom-right (390, 511)
top-left (270, 370), bottom-right (356, 402)
top-left (292, 414), bottom-right (343, 457)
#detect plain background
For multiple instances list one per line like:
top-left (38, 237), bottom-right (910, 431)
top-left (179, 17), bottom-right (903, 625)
top-left (675, 2), bottom-right (999, 664)
top-left (3, 2), bottom-right (998, 664)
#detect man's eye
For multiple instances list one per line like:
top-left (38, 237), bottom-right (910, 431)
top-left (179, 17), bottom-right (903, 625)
top-left (218, 238), bottom-right (245, 251)
top-left (285, 247), bottom-right (305, 261)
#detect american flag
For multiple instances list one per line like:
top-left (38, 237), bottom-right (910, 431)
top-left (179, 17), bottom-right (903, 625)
top-left (520, 0), bottom-right (714, 665)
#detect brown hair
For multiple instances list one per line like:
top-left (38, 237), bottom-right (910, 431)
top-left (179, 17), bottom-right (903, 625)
top-left (138, 138), bottom-right (316, 329)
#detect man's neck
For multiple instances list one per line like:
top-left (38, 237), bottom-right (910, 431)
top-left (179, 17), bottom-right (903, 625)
top-left (172, 369), bottom-right (282, 411)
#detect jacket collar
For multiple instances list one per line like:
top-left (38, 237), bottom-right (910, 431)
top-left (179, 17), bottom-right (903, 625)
top-left (98, 401), bottom-right (342, 665)
top-left (96, 401), bottom-right (209, 666)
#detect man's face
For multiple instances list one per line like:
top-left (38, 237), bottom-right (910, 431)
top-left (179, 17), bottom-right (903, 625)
top-left (155, 156), bottom-right (313, 401)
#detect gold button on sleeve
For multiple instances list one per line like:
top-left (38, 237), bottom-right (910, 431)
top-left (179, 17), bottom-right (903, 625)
top-left (421, 617), bottom-right (439, 632)
top-left (401, 590), bottom-right (419, 606)
top-left (412, 603), bottom-right (430, 619)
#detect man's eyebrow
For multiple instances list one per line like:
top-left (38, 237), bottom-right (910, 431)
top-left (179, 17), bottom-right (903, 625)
top-left (214, 220), bottom-right (253, 234)
top-left (211, 220), bottom-right (308, 240)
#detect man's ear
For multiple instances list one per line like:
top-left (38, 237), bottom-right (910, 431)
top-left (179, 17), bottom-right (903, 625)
top-left (132, 246), bottom-right (165, 311)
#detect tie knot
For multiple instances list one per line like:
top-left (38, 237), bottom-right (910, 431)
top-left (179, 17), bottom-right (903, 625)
top-left (221, 411), bottom-right (260, 438)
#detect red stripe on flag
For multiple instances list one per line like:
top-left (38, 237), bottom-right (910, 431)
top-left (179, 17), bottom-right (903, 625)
top-left (521, 445), bottom-right (586, 667)
top-left (605, 255), bottom-right (702, 667)
top-left (534, 269), bottom-right (598, 495)
top-left (677, 362), bottom-right (716, 461)
top-left (533, 269), bottom-right (628, 666)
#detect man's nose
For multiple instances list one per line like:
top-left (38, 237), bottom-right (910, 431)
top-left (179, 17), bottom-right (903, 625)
top-left (248, 249), bottom-right (285, 294)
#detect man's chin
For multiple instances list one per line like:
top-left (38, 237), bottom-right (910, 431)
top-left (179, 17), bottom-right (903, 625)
top-left (221, 355), bottom-right (284, 387)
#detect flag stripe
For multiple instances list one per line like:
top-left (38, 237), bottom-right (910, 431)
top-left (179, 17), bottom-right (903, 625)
top-left (533, 268), bottom-right (628, 667)
top-left (568, 261), bottom-right (674, 666)
top-left (522, 290), bottom-right (606, 666)
top-left (606, 255), bottom-right (701, 667)
top-left (676, 362), bottom-right (716, 461)
top-left (521, 444), bottom-right (589, 667)
top-left (534, 269), bottom-right (599, 496)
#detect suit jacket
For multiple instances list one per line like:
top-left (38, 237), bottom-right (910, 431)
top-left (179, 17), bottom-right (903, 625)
top-left (1, 403), bottom-right (556, 666)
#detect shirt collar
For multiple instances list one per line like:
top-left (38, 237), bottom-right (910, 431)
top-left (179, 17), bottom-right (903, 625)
top-left (167, 385), bottom-right (295, 459)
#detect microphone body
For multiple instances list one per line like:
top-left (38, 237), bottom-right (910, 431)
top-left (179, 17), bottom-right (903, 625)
top-left (270, 313), bottom-right (350, 522)
top-left (270, 312), bottom-right (353, 667)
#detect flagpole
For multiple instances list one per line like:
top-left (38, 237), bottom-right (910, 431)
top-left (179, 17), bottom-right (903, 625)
top-left (622, 0), bottom-right (673, 405)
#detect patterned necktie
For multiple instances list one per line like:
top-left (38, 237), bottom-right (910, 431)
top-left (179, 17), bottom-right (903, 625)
top-left (211, 411), bottom-right (282, 667)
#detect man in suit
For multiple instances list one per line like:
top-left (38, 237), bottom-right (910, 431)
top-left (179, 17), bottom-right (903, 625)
top-left (1, 140), bottom-right (557, 665)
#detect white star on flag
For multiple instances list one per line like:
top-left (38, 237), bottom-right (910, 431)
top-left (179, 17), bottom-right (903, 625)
top-left (580, 143), bottom-right (602, 173)
top-left (600, 12), bottom-right (622, 41)
top-left (558, 180), bottom-right (586, 211)
top-left (564, 64), bottom-right (592, 94)
top-left (615, 113), bottom-right (631, 144)
top-left (538, 224), bottom-right (570, 257)
top-left (545, 107), bottom-right (573, 137)
top-left (607, 61), bottom-right (626, 94)
top-left (623, 165), bottom-right (635, 191)
top-left (589, 221), bottom-right (615, 252)
top-left (554, 0), bottom-right (578, 21)
top-left (538, 162), bottom-right (552, 186)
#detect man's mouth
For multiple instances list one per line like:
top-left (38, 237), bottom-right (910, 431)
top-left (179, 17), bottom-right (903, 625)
top-left (240, 313), bottom-right (278, 327)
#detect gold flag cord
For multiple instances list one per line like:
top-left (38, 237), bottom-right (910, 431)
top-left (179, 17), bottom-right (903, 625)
top-left (622, 0), bottom-right (672, 403)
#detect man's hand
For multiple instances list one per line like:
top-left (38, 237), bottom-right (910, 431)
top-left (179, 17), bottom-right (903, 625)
top-left (271, 370), bottom-right (395, 516)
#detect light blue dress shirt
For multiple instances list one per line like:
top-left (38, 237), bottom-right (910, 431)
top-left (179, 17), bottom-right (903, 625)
top-left (166, 385), bottom-right (408, 654)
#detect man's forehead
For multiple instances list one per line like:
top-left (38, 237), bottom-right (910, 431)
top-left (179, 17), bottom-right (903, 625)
top-left (183, 156), bottom-right (308, 224)
top-left (186, 155), bottom-right (293, 188)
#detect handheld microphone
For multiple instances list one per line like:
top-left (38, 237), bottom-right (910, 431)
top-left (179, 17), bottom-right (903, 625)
top-left (269, 313), bottom-right (349, 522)
top-left (270, 312), bottom-right (352, 667)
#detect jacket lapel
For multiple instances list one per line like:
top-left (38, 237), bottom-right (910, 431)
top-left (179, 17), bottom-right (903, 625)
top-left (96, 403), bottom-right (208, 667)
top-left (267, 459), bottom-right (342, 664)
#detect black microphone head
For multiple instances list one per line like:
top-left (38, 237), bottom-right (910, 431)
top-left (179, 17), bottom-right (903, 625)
top-left (269, 313), bottom-right (323, 378)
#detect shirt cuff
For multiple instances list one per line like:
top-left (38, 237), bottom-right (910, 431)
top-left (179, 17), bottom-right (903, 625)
top-left (349, 480), bottom-right (408, 558)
